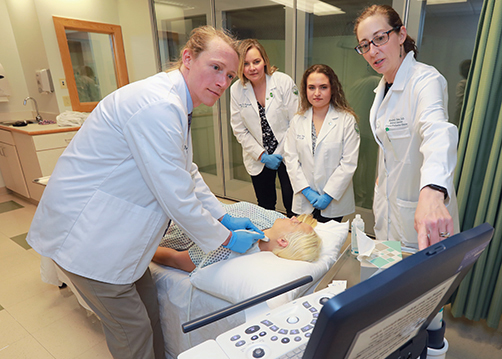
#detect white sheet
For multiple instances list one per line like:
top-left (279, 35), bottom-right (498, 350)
top-left (149, 262), bottom-right (247, 359)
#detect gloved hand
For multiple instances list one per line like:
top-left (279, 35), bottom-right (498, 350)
top-left (260, 153), bottom-right (283, 170)
top-left (220, 213), bottom-right (263, 233)
top-left (224, 230), bottom-right (264, 253)
top-left (302, 187), bottom-right (320, 205)
top-left (312, 193), bottom-right (333, 210)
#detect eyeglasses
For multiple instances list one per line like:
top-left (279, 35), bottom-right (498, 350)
top-left (354, 26), bottom-right (401, 55)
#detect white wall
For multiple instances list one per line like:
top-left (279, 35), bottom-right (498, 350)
top-left (0, 0), bottom-right (33, 123)
top-left (0, 0), bottom-right (157, 188)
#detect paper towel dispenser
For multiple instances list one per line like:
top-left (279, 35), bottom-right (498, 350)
top-left (36, 69), bottom-right (54, 94)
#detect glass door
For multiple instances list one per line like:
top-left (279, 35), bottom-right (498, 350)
top-left (152, 0), bottom-right (225, 195)
top-left (216, 1), bottom-right (294, 210)
top-left (296, 0), bottom-right (394, 232)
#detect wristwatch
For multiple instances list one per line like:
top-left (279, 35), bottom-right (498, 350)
top-left (426, 184), bottom-right (448, 200)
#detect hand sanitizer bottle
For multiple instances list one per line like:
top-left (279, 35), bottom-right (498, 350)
top-left (351, 214), bottom-right (365, 255)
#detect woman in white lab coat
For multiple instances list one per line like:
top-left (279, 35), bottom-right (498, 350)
top-left (231, 39), bottom-right (298, 217)
top-left (354, 5), bottom-right (459, 249)
top-left (26, 26), bottom-right (263, 359)
top-left (284, 64), bottom-right (360, 223)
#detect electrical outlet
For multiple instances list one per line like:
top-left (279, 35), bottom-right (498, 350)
top-left (60, 79), bottom-right (67, 89)
top-left (63, 96), bottom-right (71, 107)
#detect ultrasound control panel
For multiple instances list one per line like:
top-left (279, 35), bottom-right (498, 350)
top-left (215, 285), bottom-right (344, 359)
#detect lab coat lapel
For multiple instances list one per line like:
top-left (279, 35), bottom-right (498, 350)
top-left (304, 108), bottom-right (314, 153)
top-left (264, 74), bottom-right (277, 116)
top-left (243, 82), bottom-right (260, 117)
top-left (316, 105), bottom-right (338, 145)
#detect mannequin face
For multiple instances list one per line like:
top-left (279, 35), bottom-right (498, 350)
top-left (270, 217), bottom-right (313, 238)
top-left (260, 216), bottom-right (314, 251)
top-left (356, 14), bottom-right (406, 83)
top-left (182, 37), bottom-right (238, 107)
top-left (306, 72), bottom-right (331, 113)
top-left (243, 47), bottom-right (266, 85)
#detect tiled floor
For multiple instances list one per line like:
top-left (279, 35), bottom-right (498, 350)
top-left (0, 190), bottom-right (500, 358)
top-left (0, 191), bottom-right (111, 359)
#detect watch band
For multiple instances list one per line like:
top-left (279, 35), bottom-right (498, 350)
top-left (426, 184), bottom-right (448, 200)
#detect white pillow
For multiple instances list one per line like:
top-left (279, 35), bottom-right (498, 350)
top-left (190, 220), bottom-right (349, 308)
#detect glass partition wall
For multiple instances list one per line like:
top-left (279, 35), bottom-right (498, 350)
top-left (151, 0), bottom-right (482, 233)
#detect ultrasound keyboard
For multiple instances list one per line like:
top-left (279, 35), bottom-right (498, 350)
top-left (214, 283), bottom-right (345, 359)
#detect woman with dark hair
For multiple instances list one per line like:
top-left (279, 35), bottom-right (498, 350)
top-left (354, 5), bottom-right (459, 249)
top-left (284, 64), bottom-right (360, 223)
top-left (231, 39), bottom-right (298, 217)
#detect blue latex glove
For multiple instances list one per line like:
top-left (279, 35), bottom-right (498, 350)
top-left (302, 187), bottom-right (320, 205)
top-left (260, 153), bottom-right (283, 170)
top-left (224, 230), bottom-right (264, 253)
top-left (220, 213), bottom-right (263, 233)
top-left (312, 193), bottom-right (333, 210)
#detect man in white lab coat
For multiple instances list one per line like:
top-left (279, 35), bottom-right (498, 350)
top-left (27, 27), bottom-right (262, 359)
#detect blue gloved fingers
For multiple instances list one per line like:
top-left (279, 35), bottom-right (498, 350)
top-left (302, 187), bottom-right (320, 204)
top-left (312, 193), bottom-right (333, 210)
top-left (220, 214), bottom-right (263, 234)
top-left (260, 153), bottom-right (282, 170)
top-left (223, 230), bottom-right (264, 253)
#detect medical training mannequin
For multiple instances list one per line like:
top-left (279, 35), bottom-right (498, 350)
top-left (26, 26), bottom-right (264, 359)
top-left (231, 39), bottom-right (298, 217)
top-left (153, 202), bottom-right (322, 273)
top-left (354, 5), bottom-right (459, 249)
top-left (284, 64), bottom-right (360, 223)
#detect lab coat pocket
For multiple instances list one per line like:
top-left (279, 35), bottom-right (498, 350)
top-left (68, 190), bottom-right (164, 282)
top-left (385, 127), bottom-right (411, 163)
top-left (395, 197), bottom-right (418, 247)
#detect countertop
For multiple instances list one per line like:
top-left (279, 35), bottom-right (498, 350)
top-left (0, 122), bottom-right (80, 135)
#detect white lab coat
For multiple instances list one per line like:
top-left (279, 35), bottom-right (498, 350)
top-left (27, 70), bottom-right (230, 284)
top-left (230, 71), bottom-right (298, 175)
top-left (370, 52), bottom-right (460, 248)
top-left (284, 105), bottom-right (360, 218)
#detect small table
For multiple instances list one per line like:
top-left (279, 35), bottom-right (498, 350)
top-left (315, 237), bottom-right (412, 292)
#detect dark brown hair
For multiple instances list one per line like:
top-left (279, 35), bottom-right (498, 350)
top-left (354, 5), bottom-right (418, 59)
top-left (299, 64), bottom-right (357, 120)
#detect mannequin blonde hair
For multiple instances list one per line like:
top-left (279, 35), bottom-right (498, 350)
top-left (272, 214), bottom-right (322, 263)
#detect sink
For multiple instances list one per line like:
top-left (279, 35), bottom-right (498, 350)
top-left (0, 119), bottom-right (37, 126)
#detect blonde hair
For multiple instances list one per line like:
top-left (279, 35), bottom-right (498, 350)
top-left (272, 214), bottom-right (322, 263)
top-left (238, 39), bottom-right (277, 84)
top-left (170, 26), bottom-right (239, 71)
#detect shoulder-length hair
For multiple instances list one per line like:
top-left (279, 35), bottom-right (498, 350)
top-left (298, 64), bottom-right (357, 120)
top-left (237, 39), bottom-right (277, 84)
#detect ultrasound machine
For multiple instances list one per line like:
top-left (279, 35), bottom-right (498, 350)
top-left (179, 223), bottom-right (493, 359)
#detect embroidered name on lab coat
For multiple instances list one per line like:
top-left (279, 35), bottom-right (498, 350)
top-left (239, 103), bottom-right (252, 108)
top-left (297, 134), bottom-right (305, 140)
top-left (387, 117), bottom-right (408, 128)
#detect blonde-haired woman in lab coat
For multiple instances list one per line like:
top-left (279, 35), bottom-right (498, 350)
top-left (231, 39), bottom-right (298, 217)
top-left (284, 64), bottom-right (360, 223)
top-left (354, 5), bottom-right (459, 249)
